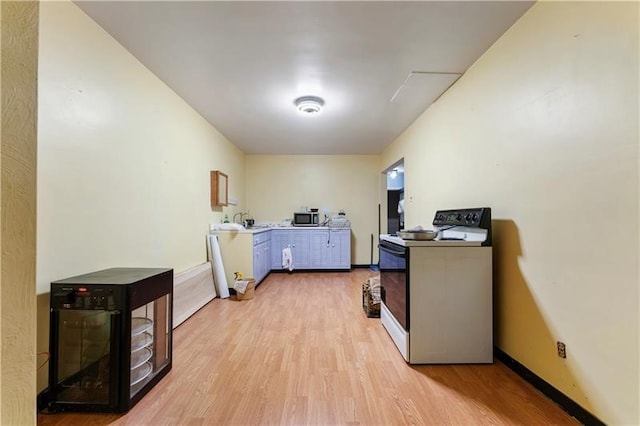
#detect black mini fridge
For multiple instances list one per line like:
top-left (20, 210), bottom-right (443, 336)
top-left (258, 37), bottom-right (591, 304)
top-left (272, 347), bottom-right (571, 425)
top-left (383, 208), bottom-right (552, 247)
top-left (48, 268), bottom-right (173, 413)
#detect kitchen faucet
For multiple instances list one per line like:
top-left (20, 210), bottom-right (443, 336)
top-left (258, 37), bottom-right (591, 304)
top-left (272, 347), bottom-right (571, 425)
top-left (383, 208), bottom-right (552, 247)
top-left (233, 212), bottom-right (248, 224)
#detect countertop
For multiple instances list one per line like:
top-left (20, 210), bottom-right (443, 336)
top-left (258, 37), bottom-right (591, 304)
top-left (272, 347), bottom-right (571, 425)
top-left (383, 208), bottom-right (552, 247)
top-left (211, 225), bottom-right (350, 235)
top-left (380, 234), bottom-right (484, 247)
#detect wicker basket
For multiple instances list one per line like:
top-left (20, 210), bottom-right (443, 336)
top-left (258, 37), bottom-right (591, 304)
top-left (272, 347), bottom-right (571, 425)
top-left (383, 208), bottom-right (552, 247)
top-left (236, 278), bottom-right (256, 301)
top-left (362, 277), bottom-right (381, 318)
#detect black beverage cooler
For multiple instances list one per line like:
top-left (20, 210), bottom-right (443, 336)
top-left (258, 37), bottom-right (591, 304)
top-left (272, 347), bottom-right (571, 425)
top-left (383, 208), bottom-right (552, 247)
top-left (47, 268), bottom-right (173, 413)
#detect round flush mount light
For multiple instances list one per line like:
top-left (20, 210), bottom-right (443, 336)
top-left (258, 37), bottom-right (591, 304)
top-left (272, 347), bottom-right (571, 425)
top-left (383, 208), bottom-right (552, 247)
top-left (294, 96), bottom-right (324, 115)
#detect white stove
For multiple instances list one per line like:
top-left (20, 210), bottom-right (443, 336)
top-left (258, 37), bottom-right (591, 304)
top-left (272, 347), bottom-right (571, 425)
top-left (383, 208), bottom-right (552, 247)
top-left (379, 207), bottom-right (493, 364)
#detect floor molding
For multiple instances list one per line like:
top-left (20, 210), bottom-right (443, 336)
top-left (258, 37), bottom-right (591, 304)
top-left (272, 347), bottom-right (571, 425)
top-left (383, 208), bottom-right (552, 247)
top-left (351, 264), bottom-right (375, 269)
top-left (494, 348), bottom-right (604, 426)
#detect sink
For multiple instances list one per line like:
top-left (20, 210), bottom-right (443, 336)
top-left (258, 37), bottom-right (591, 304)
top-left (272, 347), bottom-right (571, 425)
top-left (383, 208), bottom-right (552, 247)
top-left (250, 224), bottom-right (272, 229)
top-left (213, 223), bottom-right (245, 231)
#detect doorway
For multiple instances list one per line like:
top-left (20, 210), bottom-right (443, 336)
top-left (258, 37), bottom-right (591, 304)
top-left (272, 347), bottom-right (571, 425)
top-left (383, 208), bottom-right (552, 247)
top-left (385, 160), bottom-right (404, 235)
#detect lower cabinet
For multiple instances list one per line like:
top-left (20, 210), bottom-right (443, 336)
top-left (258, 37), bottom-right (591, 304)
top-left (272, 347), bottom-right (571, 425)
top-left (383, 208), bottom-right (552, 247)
top-left (217, 228), bottom-right (351, 288)
top-left (272, 228), bottom-right (350, 270)
top-left (310, 229), bottom-right (351, 269)
top-left (253, 232), bottom-right (271, 284)
top-left (271, 229), bottom-right (311, 270)
top-left (271, 230), bottom-right (290, 270)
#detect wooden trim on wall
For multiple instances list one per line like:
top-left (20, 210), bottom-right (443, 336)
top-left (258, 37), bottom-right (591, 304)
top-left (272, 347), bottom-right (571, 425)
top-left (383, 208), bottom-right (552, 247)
top-left (1, 1), bottom-right (39, 424)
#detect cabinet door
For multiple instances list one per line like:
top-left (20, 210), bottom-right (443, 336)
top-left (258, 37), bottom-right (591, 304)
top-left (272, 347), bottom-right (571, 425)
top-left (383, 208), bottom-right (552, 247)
top-left (262, 242), bottom-right (270, 279)
top-left (253, 245), bottom-right (261, 281)
top-left (253, 241), bottom-right (270, 283)
top-left (330, 229), bottom-right (351, 269)
top-left (290, 230), bottom-right (310, 268)
top-left (271, 231), bottom-right (290, 270)
top-left (310, 231), bottom-right (331, 267)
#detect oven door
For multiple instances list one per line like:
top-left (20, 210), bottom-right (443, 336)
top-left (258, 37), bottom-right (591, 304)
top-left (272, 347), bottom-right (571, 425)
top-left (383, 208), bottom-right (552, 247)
top-left (379, 239), bottom-right (408, 331)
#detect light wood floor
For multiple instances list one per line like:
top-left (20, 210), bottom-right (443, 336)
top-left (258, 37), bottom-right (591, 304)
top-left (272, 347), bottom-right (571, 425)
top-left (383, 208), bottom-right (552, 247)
top-left (39, 269), bottom-right (577, 425)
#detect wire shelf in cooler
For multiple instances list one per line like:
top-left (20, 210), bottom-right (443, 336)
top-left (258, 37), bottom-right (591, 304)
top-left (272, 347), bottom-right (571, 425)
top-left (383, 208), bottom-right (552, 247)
top-left (131, 331), bottom-right (153, 352)
top-left (130, 361), bottom-right (152, 386)
top-left (131, 317), bottom-right (153, 336)
top-left (130, 346), bottom-right (153, 370)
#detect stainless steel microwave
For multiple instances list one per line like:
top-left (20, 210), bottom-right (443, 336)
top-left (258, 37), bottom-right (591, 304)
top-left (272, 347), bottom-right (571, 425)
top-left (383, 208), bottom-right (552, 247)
top-left (293, 212), bottom-right (319, 226)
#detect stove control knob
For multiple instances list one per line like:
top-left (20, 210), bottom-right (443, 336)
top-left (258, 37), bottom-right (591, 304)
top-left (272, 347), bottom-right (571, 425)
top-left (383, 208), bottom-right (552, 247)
top-left (472, 213), bottom-right (479, 222)
top-left (456, 214), bottom-right (462, 221)
top-left (465, 213), bottom-right (472, 222)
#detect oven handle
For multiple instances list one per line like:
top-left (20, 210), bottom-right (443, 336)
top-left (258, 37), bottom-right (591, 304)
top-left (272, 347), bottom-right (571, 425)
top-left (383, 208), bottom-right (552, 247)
top-left (379, 240), bottom-right (406, 257)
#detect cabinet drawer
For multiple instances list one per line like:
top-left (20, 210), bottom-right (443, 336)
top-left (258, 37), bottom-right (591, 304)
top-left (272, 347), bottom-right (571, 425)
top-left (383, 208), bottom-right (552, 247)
top-left (253, 231), bottom-right (271, 246)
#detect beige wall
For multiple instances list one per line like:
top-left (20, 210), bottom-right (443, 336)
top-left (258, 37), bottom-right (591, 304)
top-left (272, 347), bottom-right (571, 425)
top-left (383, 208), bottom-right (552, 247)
top-left (382, 2), bottom-right (639, 424)
top-left (1, 2), bottom-right (39, 424)
top-left (22, 1), bottom-right (639, 423)
top-left (245, 155), bottom-right (381, 265)
top-left (36, 1), bottom-right (245, 392)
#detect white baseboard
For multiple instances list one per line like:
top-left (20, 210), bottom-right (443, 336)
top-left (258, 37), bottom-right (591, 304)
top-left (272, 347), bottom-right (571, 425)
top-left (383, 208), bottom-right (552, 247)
top-left (173, 262), bottom-right (216, 327)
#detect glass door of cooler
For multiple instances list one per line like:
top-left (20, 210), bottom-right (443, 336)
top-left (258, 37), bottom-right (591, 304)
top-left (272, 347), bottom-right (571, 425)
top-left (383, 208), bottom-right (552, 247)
top-left (130, 292), bottom-right (171, 400)
top-left (51, 309), bottom-right (119, 408)
top-left (49, 268), bottom-right (173, 413)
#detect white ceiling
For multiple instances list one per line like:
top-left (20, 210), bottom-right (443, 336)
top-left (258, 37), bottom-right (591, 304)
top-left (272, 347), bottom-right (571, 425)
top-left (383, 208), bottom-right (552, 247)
top-left (74, 1), bottom-right (534, 155)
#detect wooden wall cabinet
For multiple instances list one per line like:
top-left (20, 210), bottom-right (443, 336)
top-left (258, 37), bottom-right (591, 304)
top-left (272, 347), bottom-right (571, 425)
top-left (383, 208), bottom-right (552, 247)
top-left (210, 170), bottom-right (228, 207)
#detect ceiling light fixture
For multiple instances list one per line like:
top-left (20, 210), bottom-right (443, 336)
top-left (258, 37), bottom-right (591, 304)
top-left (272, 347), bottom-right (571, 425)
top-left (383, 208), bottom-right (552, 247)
top-left (389, 169), bottom-right (398, 179)
top-left (294, 96), bottom-right (324, 115)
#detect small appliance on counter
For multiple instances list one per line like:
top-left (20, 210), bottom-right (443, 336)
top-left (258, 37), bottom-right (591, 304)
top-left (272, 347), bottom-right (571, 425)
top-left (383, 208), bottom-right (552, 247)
top-left (293, 211), bottom-right (319, 226)
top-left (280, 218), bottom-right (293, 227)
top-left (328, 211), bottom-right (351, 228)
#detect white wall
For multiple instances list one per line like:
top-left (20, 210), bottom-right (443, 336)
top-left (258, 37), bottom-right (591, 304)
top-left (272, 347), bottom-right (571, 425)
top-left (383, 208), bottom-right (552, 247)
top-left (245, 155), bottom-right (381, 265)
top-left (382, 2), bottom-right (639, 424)
top-left (36, 1), bottom-right (245, 391)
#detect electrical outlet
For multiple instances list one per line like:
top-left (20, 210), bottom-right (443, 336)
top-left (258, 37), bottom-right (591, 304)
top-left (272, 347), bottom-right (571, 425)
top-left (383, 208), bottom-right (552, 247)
top-left (557, 341), bottom-right (566, 358)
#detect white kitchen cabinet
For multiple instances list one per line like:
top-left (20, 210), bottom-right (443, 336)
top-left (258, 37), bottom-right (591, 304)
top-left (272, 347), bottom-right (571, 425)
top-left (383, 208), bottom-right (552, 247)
top-left (272, 228), bottom-right (350, 270)
top-left (329, 229), bottom-right (350, 269)
top-left (291, 230), bottom-right (311, 268)
top-left (271, 230), bottom-right (290, 270)
top-left (310, 231), bottom-right (331, 267)
top-left (253, 232), bottom-right (271, 284)
top-left (271, 229), bottom-right (311, 270)
top-left (217, 228), bottom-right (350, 284)
top-left (310, 229), bottom-right (351, 269)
